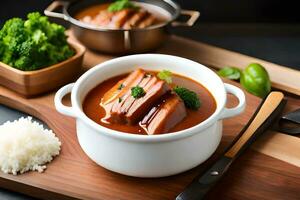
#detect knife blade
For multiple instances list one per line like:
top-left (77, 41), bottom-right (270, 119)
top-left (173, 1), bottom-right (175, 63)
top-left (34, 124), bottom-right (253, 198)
top-left (176, 91), bottom-right (286, 200)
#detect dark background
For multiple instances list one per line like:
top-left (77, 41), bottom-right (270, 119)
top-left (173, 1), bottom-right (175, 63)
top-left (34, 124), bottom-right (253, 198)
top-left (0, 1), bottom-right (299, 199)
top-left (1, 0), bottom-right (300, 24)
top-left (0, 0), bottom-right (300, 69)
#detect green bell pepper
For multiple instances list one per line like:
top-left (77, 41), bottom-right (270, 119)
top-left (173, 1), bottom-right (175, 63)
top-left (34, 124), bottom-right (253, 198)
top-left (240, 63), bottom-right (271, 98)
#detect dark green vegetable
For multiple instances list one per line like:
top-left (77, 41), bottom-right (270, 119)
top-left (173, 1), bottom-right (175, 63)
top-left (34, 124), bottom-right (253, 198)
top-left (217, 67), bottom-right (241, 80)
top-left (118, 83), bottom-right (124, 90)
top-left (108, 0), bottom-right (138, 12)
top-left (0, 12), bottom-right (74, 71)
top-left (131, 86), bottom-right (146, 99)
top-left (240, 63), bottom-right (271, 98)
top-left (157, 70), bottom-right (172, 83)
top-left (173, 86), bottom-right (201, 110)
top-left (118, 97), bottom-right (122, 103)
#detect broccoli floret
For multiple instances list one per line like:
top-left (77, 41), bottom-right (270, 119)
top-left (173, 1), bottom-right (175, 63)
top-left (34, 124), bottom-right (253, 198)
top-left (173, 86), bottom-right (201, 110)
top-left (14, 56), bottom-right (32, 70)
top-left (0, 40), bottom-right (4, 58)
top-left (0, 12), bottom-right (74, 71)
top-left (0, 18), bottom-right (27, 62)
top-left (131, 86), bottom-right (146, 99)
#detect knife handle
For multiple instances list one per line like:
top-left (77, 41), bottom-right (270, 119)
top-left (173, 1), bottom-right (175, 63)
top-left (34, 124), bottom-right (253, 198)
top-left (225, 91), bottom-right (284, 158)
top-left (176, 91), bottom-right (286, 200)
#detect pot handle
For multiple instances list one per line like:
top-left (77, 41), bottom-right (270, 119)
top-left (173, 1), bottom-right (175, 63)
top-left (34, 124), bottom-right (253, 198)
top-left (54, 83), bottom-right (76, 117)
top-left (219, 83), bottom-right (246, 120)
top-left (44, 1), bottom-right (68, 20)
top-left (172, 10), bottom-right (200, 27)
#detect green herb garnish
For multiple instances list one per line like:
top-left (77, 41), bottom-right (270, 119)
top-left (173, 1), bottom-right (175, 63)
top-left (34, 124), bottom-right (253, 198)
top-left (131, 86), bottom-right (146, 99)
top-left (173, 86), bottom-right (201, 110)
top-left (217, 67), bottom-right (241, 80)
top-left (118, 83), bottom-right (124, 90)
top-left (108, 0), bottom-right (138, 12)
top-left (118, 97), bottom-right (122, 103)
top-left (157, 70), bottom-right (172, 83)
top-left (0, 12), bottom-right (74, 71)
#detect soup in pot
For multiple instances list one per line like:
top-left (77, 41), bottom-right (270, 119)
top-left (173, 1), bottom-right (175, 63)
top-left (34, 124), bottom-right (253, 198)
top-left (75, 1), bottom-right (171, 29)
top-left (83, 68), bottom-right (216, 135)
top-left (75, 0), bottom-right (171, 29)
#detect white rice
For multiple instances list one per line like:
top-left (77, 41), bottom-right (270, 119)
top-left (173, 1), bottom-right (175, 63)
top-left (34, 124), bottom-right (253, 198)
top-left (0, 117), bottom-right (61, 175)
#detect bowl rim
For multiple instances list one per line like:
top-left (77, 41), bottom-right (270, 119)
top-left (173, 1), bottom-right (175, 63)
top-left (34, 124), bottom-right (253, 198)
top-left (63, 0), bottom-right (181, 32)
top-left (70, 54), bottom-right (227, 142)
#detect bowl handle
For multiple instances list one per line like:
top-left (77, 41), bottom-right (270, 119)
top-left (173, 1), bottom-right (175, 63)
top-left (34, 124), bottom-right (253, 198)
top-left (219, 83), bottom-right (246, 120)
top-left (54, 83), bottom-right (76, 117)
top-left (44, 1), bottom-right (68, 20)
top-left (172, 10), bottom-right (200, 27)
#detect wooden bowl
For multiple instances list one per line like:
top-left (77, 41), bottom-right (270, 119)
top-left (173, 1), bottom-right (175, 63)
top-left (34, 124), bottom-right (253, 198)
top-left (0, 39), bottom-right (85, 97)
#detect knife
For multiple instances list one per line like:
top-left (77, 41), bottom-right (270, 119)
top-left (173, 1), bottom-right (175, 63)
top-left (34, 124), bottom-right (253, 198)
top-left (176, 91), bottom-right (286, 200)
top-left (278, 108), bottom-right (300, 135)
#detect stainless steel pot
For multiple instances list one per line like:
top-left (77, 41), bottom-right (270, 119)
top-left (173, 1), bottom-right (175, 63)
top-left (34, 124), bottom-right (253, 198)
top-left (44, 0), bottom-right (199, 54)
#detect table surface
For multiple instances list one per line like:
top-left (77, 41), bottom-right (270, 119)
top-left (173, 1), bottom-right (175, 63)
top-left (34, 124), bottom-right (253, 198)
top-left (0, 24), bottom-right (299, 199)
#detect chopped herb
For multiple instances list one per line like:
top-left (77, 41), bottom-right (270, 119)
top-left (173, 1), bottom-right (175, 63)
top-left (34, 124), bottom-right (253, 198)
top-left (108, 0), bottom-right (138, 12)
top-left (118, 83), bottom-right (124, 90)
top-left (157, 70), bottom-right (172, 83)
top-left (118, 97), bottom-right (122, 103)
top-left (173, 86), bottom-right (201, 110)
top-left (131, 86), bottom-right (146, 99)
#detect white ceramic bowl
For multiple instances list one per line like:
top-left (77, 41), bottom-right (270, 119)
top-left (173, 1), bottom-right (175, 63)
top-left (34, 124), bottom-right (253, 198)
top-left (54, 54), bottom-right (246, 177)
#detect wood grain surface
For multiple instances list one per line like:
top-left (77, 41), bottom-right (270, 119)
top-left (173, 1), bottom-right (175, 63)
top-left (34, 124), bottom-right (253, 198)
top-left (0, 35), bottom-right (299, 200)
top-left (81, 34), bottom-right (300, 96)
top-left (158, 36), bottom-right (300, 96)
top-left (225, 92), bottom-right (284, 158)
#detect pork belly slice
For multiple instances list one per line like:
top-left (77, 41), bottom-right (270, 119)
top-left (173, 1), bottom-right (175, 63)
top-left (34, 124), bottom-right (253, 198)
top-left (123, 76), bottom-right (170, 124)
top-left (93, 10), bottom-right (113, 26)
top-left (122, 9), bottom-right (147, 29)
top-left (101, 69), bottom-right (171, 124)
top-left (140, 93), bottom-right (187, 135)
top-left (101, 69), bottom-right (145, 105)
top-left (81, 11), bottom-right (113, 27)
top-left (101, 69), bottom-right (146, 123)
top-left (109, 9), bottom-right (134, 29)
top-left (138, 14), bottom-right (156, 28)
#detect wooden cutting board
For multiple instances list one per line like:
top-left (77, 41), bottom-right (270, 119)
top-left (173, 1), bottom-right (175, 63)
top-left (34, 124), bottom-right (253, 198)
top-left (0, 35), bottom-right (299, 200)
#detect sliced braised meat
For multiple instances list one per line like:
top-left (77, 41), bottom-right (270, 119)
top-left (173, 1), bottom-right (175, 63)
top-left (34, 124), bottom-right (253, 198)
top-left (101, 69), bottom-right (145, 105)
top-left (101, 69), bottom-right (170, 124)
top-left (82, 10), bottom-right (113, 27)
top-left (138, 14), bottom-right (156, 29)
top-left (122, 9), bottom-right (147, 29)
top-left (80, 7), bottom-right (157, 29)
top-left (81, 16), bottom-right (92, 24)
top-left (109, 9), bottom-right (134, 29)
top-left (140, 93), bottom-right (187, 135)
top-left (124, 76), bottom-right (170, 124)
top-left (93, 10), bottom-right (113, 26)
top-left (101, 69), bottom-right (146, 123)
